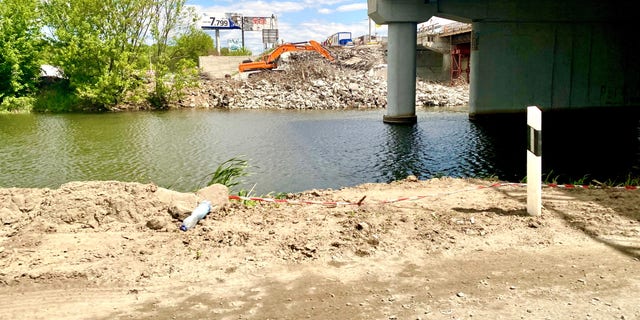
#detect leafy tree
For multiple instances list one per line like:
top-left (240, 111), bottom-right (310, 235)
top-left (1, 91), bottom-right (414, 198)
top-left (0, 0), bottom-right (43, 110)
top-left (41, 0), bottom-right (155, 110)
top-left (38, 0), bottom-right (203, 111)
top-left (171, 27), bottom-right (215, 68)
top-left (147, 0), bottom-right (200, 109)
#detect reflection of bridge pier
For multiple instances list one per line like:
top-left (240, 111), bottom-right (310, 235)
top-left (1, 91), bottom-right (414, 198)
top-left (368, 0), bottom-right (639, 122)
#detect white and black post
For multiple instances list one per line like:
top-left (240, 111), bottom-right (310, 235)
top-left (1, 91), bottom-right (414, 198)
top-left (527, 106), bottom-right (542, 215)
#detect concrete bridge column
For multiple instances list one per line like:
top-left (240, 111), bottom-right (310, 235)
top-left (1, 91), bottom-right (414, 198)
top-left (384, 22), bottom-right (418, 124)
top-left (368, 0), bottom-right (436, 124)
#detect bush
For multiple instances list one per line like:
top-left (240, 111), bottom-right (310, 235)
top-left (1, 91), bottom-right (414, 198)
top-left (220, 47), bottom-right (252, 56)
top-left (32, 79), bottom-right (81, 112)
top-left (147, 59), bottom-right (199, 109)
top-left (0, 96), bottom-right (35, 113)
top-left (171, 28), bottom-right (215, 67)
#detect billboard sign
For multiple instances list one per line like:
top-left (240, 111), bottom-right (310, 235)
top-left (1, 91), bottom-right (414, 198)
top-left (262, 29), bottom-right (278, 44)
top-left (228, 39), bottom-right (242, 51)
top-left (200, 15), bottom-right (241, 30)
top-left (242, 16), bottom-right (276, 31)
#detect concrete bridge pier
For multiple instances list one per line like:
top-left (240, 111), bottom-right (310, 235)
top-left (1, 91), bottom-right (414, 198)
top-left (368, 0), bottom-right (435, 124)
top-left (384, 22), bottom-right (418, 124)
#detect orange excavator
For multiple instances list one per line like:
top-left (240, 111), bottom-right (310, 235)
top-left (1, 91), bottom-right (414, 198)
top-left (238, 40), bottom-right (334, 73)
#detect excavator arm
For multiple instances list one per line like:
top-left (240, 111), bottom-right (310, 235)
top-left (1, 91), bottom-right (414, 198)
top-left (238, 40), bottom-right (334, 73)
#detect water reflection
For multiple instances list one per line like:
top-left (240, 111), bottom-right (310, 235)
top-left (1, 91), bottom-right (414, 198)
top-left (470, 115), bottom-right (527, 181)
top-left (379, 124), bottom-right (424, 181)
top-left (469, 111), bottom-right (640, 183)
top-left (0, 109), bottom-right (638, 194)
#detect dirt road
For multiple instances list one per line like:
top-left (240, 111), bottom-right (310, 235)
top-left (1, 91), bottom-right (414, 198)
top-left (1, 178), bottom-right (639, 319)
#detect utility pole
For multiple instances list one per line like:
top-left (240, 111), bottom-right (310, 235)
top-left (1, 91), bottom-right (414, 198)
top-left (241, 15), bottom-right (245, 49)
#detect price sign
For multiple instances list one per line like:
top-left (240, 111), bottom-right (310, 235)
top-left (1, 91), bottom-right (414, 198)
top-left (200, 16), bottom-right (240, 30)
top-left (209, 17), bottom-right (229, 27)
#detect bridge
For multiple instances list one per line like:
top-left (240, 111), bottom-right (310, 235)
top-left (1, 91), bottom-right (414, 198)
top-left (368, 0), bottom-right (639, 123)
top-left (417, 20), bottom-right (472, 84)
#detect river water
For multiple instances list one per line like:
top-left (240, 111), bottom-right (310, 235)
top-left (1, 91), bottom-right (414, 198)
top-left (1, 109), bottom-right (638, 194)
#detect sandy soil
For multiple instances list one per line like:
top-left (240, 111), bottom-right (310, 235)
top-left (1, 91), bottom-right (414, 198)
top-left (1, 177), bottom-right (639, 319)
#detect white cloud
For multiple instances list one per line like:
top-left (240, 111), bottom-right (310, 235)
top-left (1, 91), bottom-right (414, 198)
top-left (336, 3), bottom-right (367, 12)
top-left (303, 0), bottom-right (352, 5)
top-left (192, 1), bottom-right (305, 17)
top-left (284, 19), bottom-right (386, 43)
top-left (191, 0), bottom-right (388, 55)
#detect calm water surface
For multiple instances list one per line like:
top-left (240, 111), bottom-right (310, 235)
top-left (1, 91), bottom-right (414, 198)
top-left (1, 109), bottom-right (638, 194)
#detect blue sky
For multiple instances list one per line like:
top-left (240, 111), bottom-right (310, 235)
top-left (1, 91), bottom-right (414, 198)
top-left (185, 0), bottom-right (388, 54)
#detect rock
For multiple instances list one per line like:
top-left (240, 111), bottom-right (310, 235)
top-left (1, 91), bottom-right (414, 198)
top-left (196, 184), bottom-right (229, 209)
top-left (146, 219), bottom-right (166, 230)
top-left (155, 188), bottom-right (198, 220)
top-left (169, 203), bottom-right (193, 220)
top-left (312, 79), bottom-right (326, 87)
top-left (192, 45), bottom-right (468, 112)
top-left (0, 208), bottom-right (17, 225)
top-left (356, 222), bottom-right (369, 231)
top-left (406, 175), bottom-right (418, 182)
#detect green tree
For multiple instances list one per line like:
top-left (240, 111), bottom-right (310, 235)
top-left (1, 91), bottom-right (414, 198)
top-left (42, 0), bottom-right (155, 110)
top-left (40, 0), bottom-right (202, 111)
top-left (147, 0), bottom-right (200, 109)
top-left (0, 0), bottom-right (43, 110)
top-left (171, 27), bottom-right (215, 68)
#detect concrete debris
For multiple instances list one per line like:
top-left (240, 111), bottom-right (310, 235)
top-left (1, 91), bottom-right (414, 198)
top-left (185, 45), bottom-right (469, 110)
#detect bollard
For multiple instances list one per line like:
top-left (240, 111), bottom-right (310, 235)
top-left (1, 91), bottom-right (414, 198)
top-left (527, 106), bottom-right (542, 215)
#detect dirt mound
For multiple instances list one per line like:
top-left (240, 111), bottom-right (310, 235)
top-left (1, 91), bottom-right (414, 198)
top-left (1, 178), bottom-right (639, 319)
top-left (0, 181), bottom-right (229, 236)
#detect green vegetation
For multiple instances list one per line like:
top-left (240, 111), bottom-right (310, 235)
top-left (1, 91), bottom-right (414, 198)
top-left (32, 80), bottom-right (81, 112)
top-left (202, 157), bottom-right (292, 207)
top-left (0, 97), bottom-right (35, 113)
top-left (1, 0), bottom-right (216, 112)
top-left (591, 174), bottom-right (640, 188)
top-left (204, 157), bottom-right (250, 191)
top-left (172, 27), bottom-right (217, 64)
top-left (235, 189), bottom-right (258, 207)
top-left (522, 171), bottom-right (640, 188)
top-left (0, 0), bottom-right (43, 112)
top-left (220, 47), bottom-right (253, 56)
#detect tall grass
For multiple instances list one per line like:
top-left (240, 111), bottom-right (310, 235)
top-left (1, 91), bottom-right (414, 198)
top-left (204, 157), bottom-right (250, 190)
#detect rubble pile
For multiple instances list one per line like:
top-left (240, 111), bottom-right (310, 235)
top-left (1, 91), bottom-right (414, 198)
top-left (416, 80), bottom-right (470, 107)
top-left (185, 45), bottom-right (469, 110)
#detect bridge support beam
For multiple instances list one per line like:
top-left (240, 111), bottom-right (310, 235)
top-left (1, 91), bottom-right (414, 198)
top-left (469, 21), bottom-right (638, 118)
top-left (368, 0), bottom-right (436, 124)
